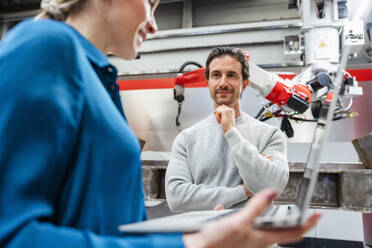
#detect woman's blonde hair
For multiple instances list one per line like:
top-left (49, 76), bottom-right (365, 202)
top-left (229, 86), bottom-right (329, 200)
top-left (36, 0), bottom-right (88, 21)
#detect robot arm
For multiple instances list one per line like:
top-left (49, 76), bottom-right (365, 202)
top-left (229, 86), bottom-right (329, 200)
top-left (174, 58), bottom-right (313, 113)
top-left (247, 61), bottom-right (312, 114)
top-left (173, 56), bottom-right (362, 136)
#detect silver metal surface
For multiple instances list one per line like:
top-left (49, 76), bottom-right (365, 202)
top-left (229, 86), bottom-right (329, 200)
top-left (147, 20), bottom-right (302, 40)
top-left (182, 0), bottom-right (192, 28)
top-left (192, 0), bottom-right (299, 27)
top-left (111, 44), bottom-right (296, 75)
top-left (1, 22), bottom-right (9, 40)
top-left (137, 40), bottom-right (283, 55)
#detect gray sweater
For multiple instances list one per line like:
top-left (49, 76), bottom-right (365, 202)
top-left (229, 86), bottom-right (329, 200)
top-left (165, 112), bottom-right (289, 213)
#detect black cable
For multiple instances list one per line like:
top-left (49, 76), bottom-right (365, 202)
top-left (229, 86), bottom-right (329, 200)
top-left (178, 61), bottom-right (203, 73)
top-left (260, 112), bottom-right (347, 123)
top-left (176, 103), bottom-right (182, 128)
top-left (259, 116), bottom-right (272, 122)
top-left (175, 61), bottom-right (203, 131)
top-left (255, 102), bottom-right (273, 119)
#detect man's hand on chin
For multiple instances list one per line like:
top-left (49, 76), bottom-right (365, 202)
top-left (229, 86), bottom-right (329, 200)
top-left (214, 105), bottom-right (235, 133)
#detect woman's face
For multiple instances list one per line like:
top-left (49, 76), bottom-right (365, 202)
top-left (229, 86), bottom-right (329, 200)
top-left (106, 0), bottom-right (159, 59)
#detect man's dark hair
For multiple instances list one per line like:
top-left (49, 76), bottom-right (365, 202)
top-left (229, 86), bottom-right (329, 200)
top-left (205, 46), bottom-right (249, 81)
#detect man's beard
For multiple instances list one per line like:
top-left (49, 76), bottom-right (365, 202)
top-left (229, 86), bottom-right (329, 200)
top-left (214, 90), bottom-right (235, 106)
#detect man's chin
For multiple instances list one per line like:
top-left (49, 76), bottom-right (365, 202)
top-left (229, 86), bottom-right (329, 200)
top-left (216, 100), bottom-right (233, 106)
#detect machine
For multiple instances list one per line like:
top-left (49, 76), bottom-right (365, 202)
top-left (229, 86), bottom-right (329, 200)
top-left (173, 0), bottom-right (365, 137)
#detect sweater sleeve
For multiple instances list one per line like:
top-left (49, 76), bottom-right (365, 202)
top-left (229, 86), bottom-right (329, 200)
top-left (165, 132), bottom-right (247, 213)
top-left (225, 127), bottom-right (289, 194)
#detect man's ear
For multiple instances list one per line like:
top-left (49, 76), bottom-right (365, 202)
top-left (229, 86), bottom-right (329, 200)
top-left (242, 80), bottom-right (249, 91)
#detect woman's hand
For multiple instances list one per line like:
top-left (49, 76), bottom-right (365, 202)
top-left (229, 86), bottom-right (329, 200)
top-left (183, 189), bottom-right (321, 248)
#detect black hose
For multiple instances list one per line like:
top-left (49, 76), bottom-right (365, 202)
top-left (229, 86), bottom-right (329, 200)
top-left (175, 61), bottom-right (203, 131)
top-left (255, 102), bottom-right (273, 119)
top-left (178, 61), bottom-right (203, 73)
top-left (259, 116), bottom-right (272, 122)
top-left (176, 103), bottom-right (182, 128)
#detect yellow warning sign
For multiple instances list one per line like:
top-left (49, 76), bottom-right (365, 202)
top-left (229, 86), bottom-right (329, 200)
top-left (318, 40), bottom-right (327, 48)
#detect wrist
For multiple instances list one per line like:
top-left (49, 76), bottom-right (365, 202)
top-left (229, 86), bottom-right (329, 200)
top-left (222, 125), bottom-right (233, 133)
top-left (224, 126), bottom-right (235, 135)
top-left (183, 233), bottom-right (208, 248)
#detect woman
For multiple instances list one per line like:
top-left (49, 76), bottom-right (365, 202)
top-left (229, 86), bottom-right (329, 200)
top-left (0, 0), bottom-right (320, 247)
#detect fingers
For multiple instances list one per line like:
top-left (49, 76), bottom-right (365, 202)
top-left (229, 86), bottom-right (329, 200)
top-left (214, 203), bottom-right (224, 211)
top-left (239, 189), bottom-right (278, 223)
top-left (214, 105), bottom-right (234, 115)
top-left (214, 110), bottom-right (221, 123)
top-left (214, 105), bottom-right (235, 133)
top-left (301, 212), bottom-right (322, 234)
top-left (258, 212), bottom-right (322, 244)
top-left (261, 153), bottom-right (273, 161)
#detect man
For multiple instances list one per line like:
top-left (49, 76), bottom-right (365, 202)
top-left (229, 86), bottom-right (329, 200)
top-left (165, 46), bottom-right (289, 213)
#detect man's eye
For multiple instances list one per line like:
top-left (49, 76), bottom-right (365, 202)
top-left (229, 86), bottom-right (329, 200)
top-left (228, 73), bottom-right (238, 78)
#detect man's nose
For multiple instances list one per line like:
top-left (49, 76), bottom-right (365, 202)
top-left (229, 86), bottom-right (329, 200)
top-left (218, 75), bottom-right (228, 87)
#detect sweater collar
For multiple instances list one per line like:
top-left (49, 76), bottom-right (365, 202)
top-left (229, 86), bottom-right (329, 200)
top-left (235, 112), bottom-right (248, 125)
